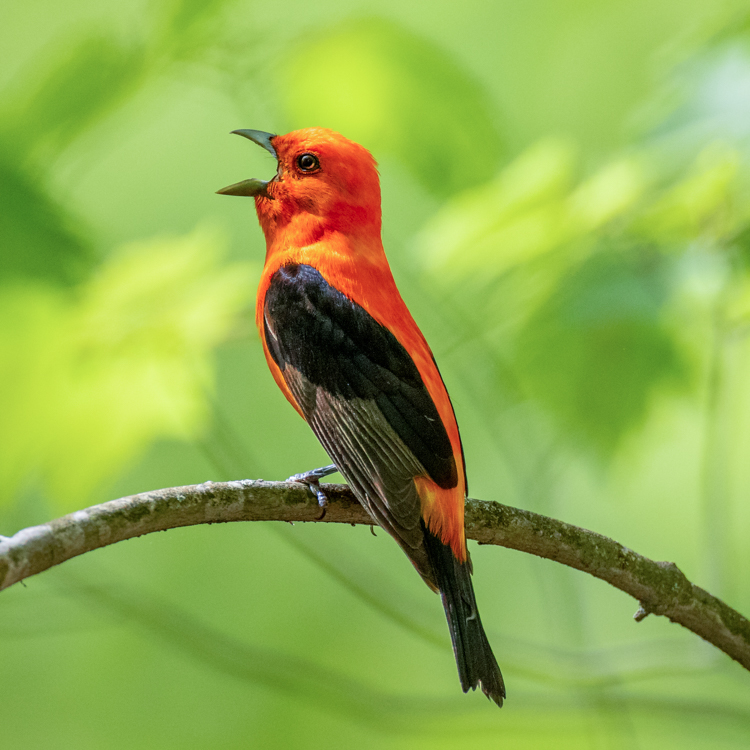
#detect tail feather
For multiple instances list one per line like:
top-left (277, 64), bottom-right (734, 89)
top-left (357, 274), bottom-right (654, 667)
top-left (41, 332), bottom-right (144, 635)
top-left (422, 521), bottom-right (505, 706)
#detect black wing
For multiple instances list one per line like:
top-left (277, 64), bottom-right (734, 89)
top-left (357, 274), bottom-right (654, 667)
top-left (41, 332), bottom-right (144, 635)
top-left (263, 263), bottom-right (457, 581)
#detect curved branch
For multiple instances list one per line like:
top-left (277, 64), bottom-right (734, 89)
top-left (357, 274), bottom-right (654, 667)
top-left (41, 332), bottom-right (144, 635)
top-left (1, 479), bottom-right (748, 671)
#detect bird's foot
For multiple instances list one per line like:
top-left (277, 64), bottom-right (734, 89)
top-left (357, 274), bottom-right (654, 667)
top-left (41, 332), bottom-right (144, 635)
top-left (287, 464), bottom-right (338, 517)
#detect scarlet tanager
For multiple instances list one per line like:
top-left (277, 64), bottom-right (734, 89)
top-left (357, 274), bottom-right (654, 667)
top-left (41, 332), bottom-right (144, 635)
top-left (218, 127), bottom-right (505, 706)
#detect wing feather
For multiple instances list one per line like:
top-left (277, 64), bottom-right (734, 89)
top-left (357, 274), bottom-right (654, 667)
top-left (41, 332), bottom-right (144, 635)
top-left (264, 263), bottom-right (458, 583)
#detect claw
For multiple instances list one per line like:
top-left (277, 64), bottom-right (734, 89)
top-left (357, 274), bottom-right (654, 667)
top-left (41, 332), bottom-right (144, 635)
top-left (287, 464), bottom-right (338, 518)
top-left (287, 464), bottom-right (338, 484)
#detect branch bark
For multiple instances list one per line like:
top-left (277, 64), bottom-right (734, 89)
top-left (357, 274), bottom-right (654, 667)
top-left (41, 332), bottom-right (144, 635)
top-left (1, 479), bottom-right (748, 671)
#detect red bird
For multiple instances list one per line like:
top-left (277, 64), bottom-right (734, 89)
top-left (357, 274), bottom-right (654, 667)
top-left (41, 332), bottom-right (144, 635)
top-left (219, 127), bottom-right (505, 705)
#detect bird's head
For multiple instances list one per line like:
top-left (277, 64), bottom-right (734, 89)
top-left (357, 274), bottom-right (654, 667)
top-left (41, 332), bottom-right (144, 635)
top-left (218, 128), bottom-right (381, 243)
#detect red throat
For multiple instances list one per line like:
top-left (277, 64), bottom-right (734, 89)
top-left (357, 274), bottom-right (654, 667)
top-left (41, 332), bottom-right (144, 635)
top-left (253, 128), bottom-right (382, 254)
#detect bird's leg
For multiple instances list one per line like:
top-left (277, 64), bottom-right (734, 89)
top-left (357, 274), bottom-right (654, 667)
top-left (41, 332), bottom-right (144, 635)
top-left (287, 464), bottom-right (338, 511)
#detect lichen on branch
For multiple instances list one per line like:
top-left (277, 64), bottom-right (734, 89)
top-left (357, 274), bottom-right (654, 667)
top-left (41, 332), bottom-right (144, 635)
top-left (1, 479), bottom-right (748, 672)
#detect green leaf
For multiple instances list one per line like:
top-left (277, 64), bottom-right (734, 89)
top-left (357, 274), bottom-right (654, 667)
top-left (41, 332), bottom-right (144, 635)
top-left (514, 246), bottom-right (687, 454)
top-left (416, 140), bottom-right (646, 279)
top-left (158, 0), bottom-right (240, 59)
top-left (416, 139), bottom-right (576, 275)
top-left (0, 228), bottom-right (255, 508)
top-left (46, 228), bottom-right (255, 505)
top-left (636, 144), bottom-right (743, 246)
top-left (280, 17), bottom-right (503, 198)
top-left (1, 35), bottom-right (145, 158)
top-left (0, 285), bottom-right (68, 503)
top-left (0, 154), bottom-right (95, 287)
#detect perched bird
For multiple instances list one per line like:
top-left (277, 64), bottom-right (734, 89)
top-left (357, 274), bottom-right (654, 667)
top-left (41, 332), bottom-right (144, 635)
top-left (218, 127), bottom-right (505, 705)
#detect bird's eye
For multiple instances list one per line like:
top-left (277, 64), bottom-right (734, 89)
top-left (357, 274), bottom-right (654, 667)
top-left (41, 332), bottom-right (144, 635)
top-left (296, 153), bottom-right (320, 172)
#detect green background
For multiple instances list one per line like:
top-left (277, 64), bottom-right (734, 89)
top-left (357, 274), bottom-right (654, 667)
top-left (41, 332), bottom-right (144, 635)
top-left (2, 0), bottom-right (750, 747)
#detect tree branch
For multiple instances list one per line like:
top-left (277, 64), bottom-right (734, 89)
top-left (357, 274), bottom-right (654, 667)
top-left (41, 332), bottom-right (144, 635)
top-left (1, 479), bottom-right (748, 671)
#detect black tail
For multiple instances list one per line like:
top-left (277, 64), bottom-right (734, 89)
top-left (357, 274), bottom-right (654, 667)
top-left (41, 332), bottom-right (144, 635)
top-left (422, 522), bottom-right (505, 706)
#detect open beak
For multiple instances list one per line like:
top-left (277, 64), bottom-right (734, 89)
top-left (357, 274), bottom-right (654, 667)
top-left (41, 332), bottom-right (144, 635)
top-left (217, 129), bottom-right (278, 197)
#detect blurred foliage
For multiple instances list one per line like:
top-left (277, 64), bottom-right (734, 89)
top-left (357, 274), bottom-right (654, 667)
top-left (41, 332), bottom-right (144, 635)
top-left (515, 246), bottom-right (685, 453)
top-left (0, 154), bottom-right (94, 285)
top-left (280, 17), bottom-right (503, 197)
top-left (416, 140), bottom-right (749, 453)
top-left (0, 34), bottom-right (145, 160)
top-left (416, 140), bottom-right (643, 278)
top-left (0, 229), bottom-right (253, 507)
top-left (2, 0), bottom-right (750, 748)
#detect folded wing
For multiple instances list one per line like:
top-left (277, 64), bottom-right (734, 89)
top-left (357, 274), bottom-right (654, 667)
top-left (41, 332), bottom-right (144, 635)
top-left (263, 262), bottom-right (458, 585)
